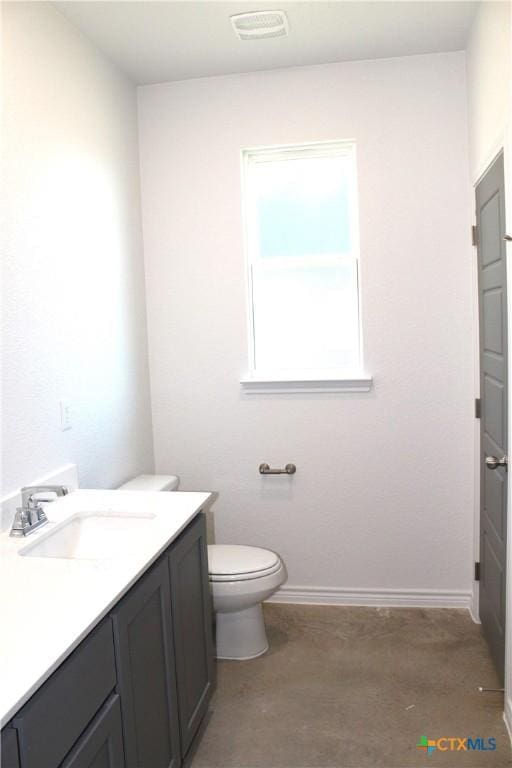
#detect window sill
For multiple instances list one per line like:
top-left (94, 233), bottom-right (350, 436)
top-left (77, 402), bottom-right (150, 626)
top-left (240, 373), bottom-right (373, 394)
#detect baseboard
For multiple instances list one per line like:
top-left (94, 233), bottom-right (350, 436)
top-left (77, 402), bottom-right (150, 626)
top-left (266, 585), bottom-right (473, 609)
top-left (504, 697), bottom-right (512, 747)
top-left (469, 582), bottom-right (481, 624)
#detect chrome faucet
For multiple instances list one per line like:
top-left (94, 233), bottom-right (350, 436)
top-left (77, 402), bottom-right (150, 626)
top-left (10, 485), bottom-right (69, 537)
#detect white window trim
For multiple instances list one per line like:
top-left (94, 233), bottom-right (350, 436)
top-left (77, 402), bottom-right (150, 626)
top-left (240, 139), bottom-right (372, 394)
top-left (240, 373), bottom-right (373, 394)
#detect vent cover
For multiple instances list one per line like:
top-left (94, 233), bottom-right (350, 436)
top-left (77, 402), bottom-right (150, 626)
top-left (230, 10), bottom-right (289, 40)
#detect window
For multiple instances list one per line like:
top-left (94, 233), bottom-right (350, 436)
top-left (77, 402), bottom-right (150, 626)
top-left (241, 141), bottom-right (371, 393)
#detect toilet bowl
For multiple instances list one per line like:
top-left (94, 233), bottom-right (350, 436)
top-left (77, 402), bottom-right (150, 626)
top-left (118, 474), bottom-right (287, 660)
top-left (208, 544), bottom-right (287, 660)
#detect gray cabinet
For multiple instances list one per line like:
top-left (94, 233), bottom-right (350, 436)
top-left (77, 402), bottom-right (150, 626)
top-left (12, 620), bottom-right (116, 768)
top-left (60, 695), bottom-right (124, 768)
top-left (169, 513), bottom-right (214, 759)
top-left (1, 513), bottom-right (214, 768)
top-left (112, 558), bottom-right (181, 768)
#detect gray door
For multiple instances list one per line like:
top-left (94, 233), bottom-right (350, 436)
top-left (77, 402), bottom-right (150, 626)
top-left (477, 151), bottom-right (508, 684)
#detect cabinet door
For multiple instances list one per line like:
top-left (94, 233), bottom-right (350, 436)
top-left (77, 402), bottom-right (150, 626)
top-left (111, 558), bottom-right (181, 768)
top-left (169, 513), bottom-right (214, 757)
top-left (60, 695), bottom-right (124, 768)
top-left (1, 727), bottom-right (20, 768)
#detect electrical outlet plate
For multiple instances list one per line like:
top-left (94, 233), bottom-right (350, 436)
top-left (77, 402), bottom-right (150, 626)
top-left (60, 399), bottom-right (72, 431)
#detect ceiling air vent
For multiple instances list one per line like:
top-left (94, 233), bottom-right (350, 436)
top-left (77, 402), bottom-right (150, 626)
top-left (230, 10), bottom-right (289, 40)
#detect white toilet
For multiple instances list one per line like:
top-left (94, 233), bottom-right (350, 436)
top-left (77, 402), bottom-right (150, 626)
top-left (118, 474), bottom-right (287, 660)
top-left (208, 544), bottom-right (286, 660)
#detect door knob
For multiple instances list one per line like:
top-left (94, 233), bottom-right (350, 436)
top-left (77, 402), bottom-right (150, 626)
top-left (485, 455), bottom-right (508, 470)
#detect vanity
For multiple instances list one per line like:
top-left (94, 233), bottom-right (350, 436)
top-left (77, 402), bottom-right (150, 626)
top-left (0, 489), bottom-right (215, 768)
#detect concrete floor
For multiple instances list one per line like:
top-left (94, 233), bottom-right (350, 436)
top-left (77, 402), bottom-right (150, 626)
top-left (192, 604), bottom-right (512, 768)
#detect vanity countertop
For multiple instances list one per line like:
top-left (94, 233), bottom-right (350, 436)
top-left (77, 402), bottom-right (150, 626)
top-left (0, 488), bottom-right (212, 726)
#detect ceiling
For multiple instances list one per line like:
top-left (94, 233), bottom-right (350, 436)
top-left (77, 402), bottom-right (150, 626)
top-left (54, 1), bottom-right (479, 85)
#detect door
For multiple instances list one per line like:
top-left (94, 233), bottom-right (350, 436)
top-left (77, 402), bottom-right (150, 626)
top-left (477, 151), bottom-right (508, 683)
top-left (60, 695), bottom-right (125, 768)
top-left (169, 513), bottom-right (215, 758)
top-left (111, 558), bottom-right (181, 768)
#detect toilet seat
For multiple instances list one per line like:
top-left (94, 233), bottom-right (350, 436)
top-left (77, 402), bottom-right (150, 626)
top-left (208, 545), bottom-right (281, 582)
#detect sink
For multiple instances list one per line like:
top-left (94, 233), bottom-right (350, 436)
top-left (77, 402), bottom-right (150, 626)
top-left (19, 511), bottom-right (156, 560)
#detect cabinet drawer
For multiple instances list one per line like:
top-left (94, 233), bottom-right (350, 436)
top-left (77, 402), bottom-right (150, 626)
top-left (13, 619), bottom-right (116, 768)
top-left (60, 694), bottom-right (124, 768)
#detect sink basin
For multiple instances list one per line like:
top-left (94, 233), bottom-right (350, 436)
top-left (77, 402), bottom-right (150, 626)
top-left (19, 512), bottom-right (156, 560)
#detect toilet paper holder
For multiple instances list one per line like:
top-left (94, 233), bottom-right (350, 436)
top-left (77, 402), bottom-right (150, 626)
top-left (259, 463), bottom-right (296, 475)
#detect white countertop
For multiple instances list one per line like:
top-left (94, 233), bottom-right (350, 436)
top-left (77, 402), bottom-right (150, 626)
top-left (0, 488), bottom-right (212, 726)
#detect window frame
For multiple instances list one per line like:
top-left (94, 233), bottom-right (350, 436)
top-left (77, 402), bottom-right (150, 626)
top-left (240, 139), bottom-right (372, 394)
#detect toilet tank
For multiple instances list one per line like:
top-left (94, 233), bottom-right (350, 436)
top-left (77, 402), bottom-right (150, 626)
top-left (117, 474), bottom-right (179, 492)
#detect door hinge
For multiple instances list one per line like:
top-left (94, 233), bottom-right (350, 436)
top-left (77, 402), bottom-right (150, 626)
top-left (475, 562), bottom-right (480, 581)
top-left (472, 225), bottom-right (478, 246)
top-left (475, 398), bottom-right (481, 419)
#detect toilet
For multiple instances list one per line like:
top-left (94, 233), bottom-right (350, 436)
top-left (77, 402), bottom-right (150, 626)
top-left (208, 544), bottom-right (286, 660)
top-left (118, 474), bottom-right (287, 660)
top-left (117, 473), bottom-right (180, 492)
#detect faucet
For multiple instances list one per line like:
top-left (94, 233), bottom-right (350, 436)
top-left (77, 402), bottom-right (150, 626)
top-left (10, 485), bottom-right (69, 537)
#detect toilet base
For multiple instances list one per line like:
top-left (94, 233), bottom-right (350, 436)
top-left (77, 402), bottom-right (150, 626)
top-left (215, 604), bottom-right (269, 660)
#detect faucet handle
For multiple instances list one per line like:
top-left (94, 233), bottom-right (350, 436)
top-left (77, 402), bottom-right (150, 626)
top-left (11, 507), bottom-right (30, 536)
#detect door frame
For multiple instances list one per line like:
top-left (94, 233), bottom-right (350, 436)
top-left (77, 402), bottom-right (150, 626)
top-left (471, 132), bottom-right (512, 736)
top-left (504, 127), bottom-right (512, 741)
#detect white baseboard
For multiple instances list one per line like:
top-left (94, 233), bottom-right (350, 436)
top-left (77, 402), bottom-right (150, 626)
top-left (469, 582), bottom-right (481, 624)
top-left (504, 697), bottom-right (512, 747)
top-left (267, 585), bottom-right (473, 610)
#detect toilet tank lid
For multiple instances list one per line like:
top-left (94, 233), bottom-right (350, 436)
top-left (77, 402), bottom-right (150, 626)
top-left (117, 474), bottom-right (179, 492)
